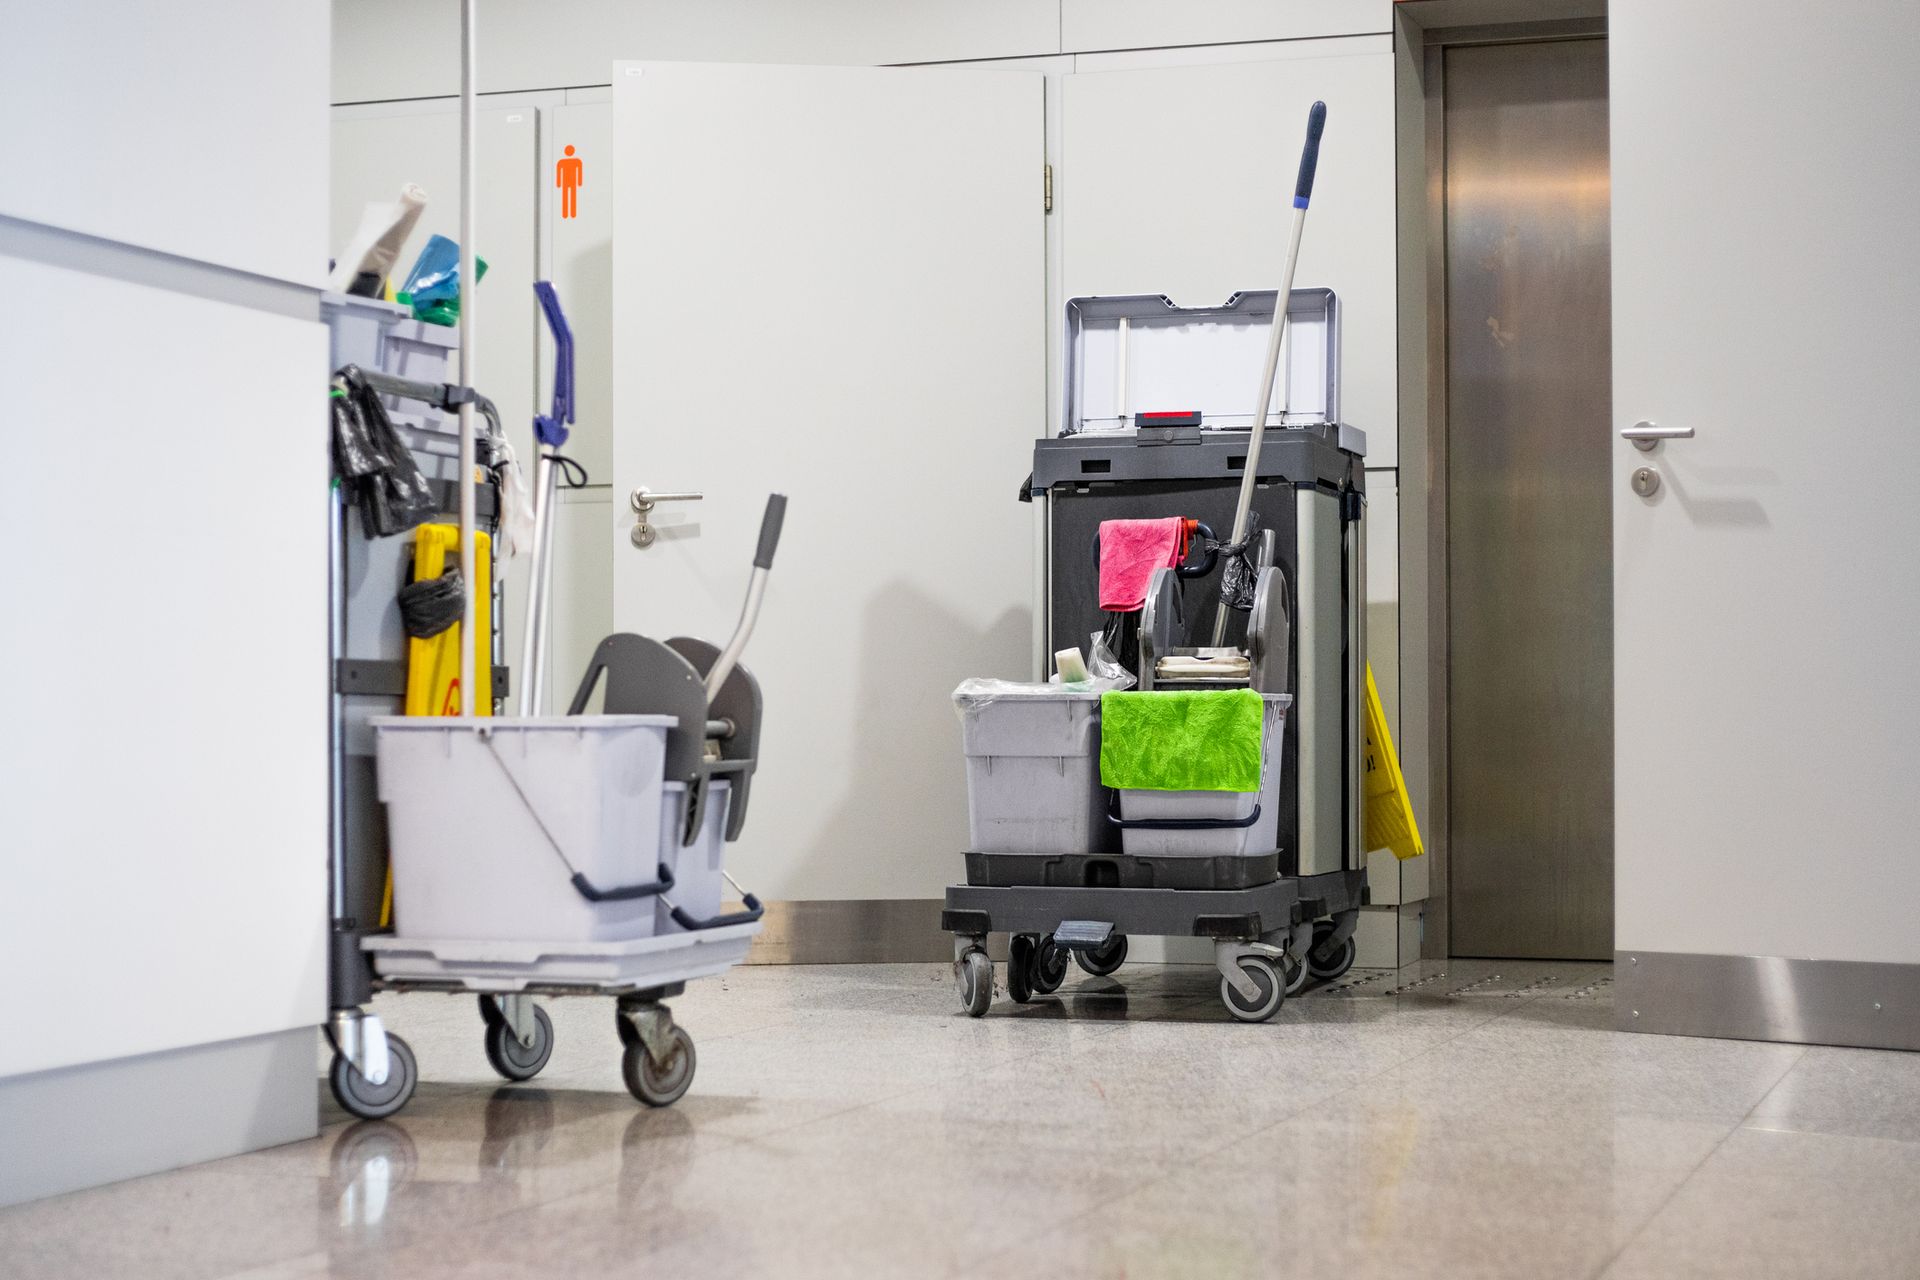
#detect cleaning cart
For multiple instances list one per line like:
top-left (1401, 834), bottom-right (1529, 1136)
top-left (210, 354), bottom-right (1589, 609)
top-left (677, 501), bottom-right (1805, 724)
top-left (323, 284), bottom-right (782, 1117)
top-left (944, 104), bottom-right (1369, 1023)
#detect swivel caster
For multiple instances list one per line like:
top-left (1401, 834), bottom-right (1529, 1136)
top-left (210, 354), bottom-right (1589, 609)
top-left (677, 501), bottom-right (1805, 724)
top-left (1309, 920), bottom-right (1359, 981)
top-left (1075, 934), bottom-right (1128, 978)
top-left (957, 949), bottom-right (994, 1017)
top-left (1220, 955), bottom-right (1286, 1024)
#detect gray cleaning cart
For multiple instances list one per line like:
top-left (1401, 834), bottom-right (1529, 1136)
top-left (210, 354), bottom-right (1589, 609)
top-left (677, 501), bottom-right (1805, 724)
top-left (944, 288), bottom-right (1369, 1023)
top-left (322, 290), bottom-right (781, 1117)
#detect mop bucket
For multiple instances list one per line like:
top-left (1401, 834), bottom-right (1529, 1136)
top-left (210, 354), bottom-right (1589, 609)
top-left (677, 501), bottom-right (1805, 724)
top-left (953, 684), bottom-right (1112, 855)
top-left (1106, 693), bottom-right (1291, 857)
top-left (374, 715), bottom-right (721, 942)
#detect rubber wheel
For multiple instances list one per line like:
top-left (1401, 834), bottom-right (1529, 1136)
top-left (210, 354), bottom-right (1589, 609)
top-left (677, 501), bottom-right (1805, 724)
top-left (1283, 948), bottom-right (1309, 996)
top-left (1309, 921), bottom-right (1358, 981)
top-left (622, 1026), bottom-right (697, 1108)
top-left (1031, 936), bottom-right (1070, 995)
top-left (957, 950), bottom-right (993, 1017)
top-left (483, 1005), bottom-right (554, 1082)
top-left (329, 1033), bottom-right (418, 1120)
top-left (1075, 934), bottom-right (1128, 978)
top-left (1221, 957), bottom-right (1285, 1023)
top-left (1007, 935), bottom-right (1036, 1004)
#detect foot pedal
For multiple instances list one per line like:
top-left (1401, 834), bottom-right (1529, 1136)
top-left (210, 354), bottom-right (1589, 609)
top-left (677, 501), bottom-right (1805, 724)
top-left (1052, 920), bottom-right (1114, 952)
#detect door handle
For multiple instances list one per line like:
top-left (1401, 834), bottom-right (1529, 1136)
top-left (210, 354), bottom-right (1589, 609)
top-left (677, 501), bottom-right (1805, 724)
top-left (630, 488), bottom-right (703, 548)
top-left (1621, 420), bottom-right (1694, 452)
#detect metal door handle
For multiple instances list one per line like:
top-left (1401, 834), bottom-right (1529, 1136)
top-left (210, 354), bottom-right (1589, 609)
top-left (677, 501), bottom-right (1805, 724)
top-left (630, 488), bottom-right (703, 549)
top-left (630, 488), bottom-right (703, 513)
top-left (1621, 421), bottom-right (1694, 452)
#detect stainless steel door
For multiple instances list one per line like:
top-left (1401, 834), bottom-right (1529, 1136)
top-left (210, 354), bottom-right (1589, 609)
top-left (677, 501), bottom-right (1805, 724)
top-left (1444, 39), bottom-right (1613, 959)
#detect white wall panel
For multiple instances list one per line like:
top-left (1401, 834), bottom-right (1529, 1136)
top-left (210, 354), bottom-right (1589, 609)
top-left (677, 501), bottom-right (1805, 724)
top-left (1, 2), bottom-right (327, 283)
top-left (1060, 49), bottom-right (1399, 464)
top-left (0, 259), bottom-right (329, 1077)
top-left (1063, 0), bottom-right (1391, 54)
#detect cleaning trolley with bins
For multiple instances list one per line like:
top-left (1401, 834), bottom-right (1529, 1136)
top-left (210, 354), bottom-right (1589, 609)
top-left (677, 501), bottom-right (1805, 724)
top-left (944, 103), bottom-right (1374, 1023)
top-left (323, 280), bottom-right (785, 1117)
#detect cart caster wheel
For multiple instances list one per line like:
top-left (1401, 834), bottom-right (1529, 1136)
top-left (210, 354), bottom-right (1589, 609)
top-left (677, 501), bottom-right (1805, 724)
top-left (1309, 921), bottom-right (1358, 981)
top-left (1007, 934), bottom-right (1036, 1004)
top-left (1221, 957), bottom-right (1285, 1023)
top-left (1075, 934), bottom-right (1128, 978)
top-left (623, 1026), bottom-right (697, 1108)
top-left (1283, 949), bottom-right (1309, 996)
top-left (1031, 935), bottom-right (1070, 995)
top-left (957, 949), bottom-right (993, 1017)
top-left (329, 1033), bottom-right (418, 1120)
top-left (482, 1005), bottom-right (554, 1082)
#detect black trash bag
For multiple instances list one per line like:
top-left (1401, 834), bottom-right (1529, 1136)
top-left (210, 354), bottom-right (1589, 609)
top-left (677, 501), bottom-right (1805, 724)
top-left (1205, 510), bottom-right (1264, 614)
top-left (331, 365), bottom-right (436, 538)
top-left (397, 566), bottom-right (465, 640)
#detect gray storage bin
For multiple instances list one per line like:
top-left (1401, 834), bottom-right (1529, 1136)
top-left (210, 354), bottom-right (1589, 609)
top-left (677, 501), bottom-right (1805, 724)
top-left (374, 715), bottom-right (701, 943)
top-left (1117, 694), bottom-right (1290, 857)
top-left (321, 291), bottom-right (458, 430)
top-left (956, 688), bottom-right (1115, 855)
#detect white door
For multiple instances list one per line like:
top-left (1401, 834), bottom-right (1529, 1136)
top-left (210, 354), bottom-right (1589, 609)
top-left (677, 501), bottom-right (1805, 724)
top-left (610, 63), bottom-right (1045, 903)
top-left (1612, 3), bottom-right (1920, 1040)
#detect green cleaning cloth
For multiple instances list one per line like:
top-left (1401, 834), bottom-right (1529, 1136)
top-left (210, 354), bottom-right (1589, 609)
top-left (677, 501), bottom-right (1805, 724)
top-left (1099, 689), bottom-right (1264, 792)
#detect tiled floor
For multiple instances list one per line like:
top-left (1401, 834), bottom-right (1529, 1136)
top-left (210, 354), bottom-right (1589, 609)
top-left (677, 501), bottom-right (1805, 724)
top-left (5, 959), bottom-right (1919, 1279)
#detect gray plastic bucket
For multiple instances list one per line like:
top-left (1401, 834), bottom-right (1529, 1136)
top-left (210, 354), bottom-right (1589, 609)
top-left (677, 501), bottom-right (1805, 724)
top-left (375, 715), bottom-right (706, 942)
top-left (1116, 694), bottom-right (1290, 857)
top-left (955, 689), bottom-right (1113, 855)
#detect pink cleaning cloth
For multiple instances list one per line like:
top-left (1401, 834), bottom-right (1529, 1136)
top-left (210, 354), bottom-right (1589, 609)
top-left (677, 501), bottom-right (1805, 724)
top-left (1099, 518), bottom-right (1188, 612)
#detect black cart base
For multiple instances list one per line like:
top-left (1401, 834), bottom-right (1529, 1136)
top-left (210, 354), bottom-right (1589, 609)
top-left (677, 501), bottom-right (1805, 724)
top-left (942, 866), bottom-right (1368, 1023)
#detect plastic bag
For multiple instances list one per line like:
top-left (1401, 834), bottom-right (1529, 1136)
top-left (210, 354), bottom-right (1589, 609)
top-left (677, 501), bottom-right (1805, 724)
top-left (951, 642), bottom-right (1135, 717)
top-left (330, 368), bottom-right (436, 538)
top-left (397, 234), bottom-right (488, 326)
top-left (487, 424), bottom-right (537, 567)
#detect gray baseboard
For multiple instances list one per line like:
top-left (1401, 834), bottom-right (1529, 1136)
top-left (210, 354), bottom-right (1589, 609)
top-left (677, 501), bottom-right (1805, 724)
top-left (746, 899), bottom-right (950, 963)
top-left (1617, 950), bottom-right (1920, 1051)
top-left (0, 1026), bottom-right (318, 1208)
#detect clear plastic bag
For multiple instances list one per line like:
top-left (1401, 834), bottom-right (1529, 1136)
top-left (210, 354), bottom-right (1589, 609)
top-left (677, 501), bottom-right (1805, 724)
top-left (950, 641), bottom-right (1135, 717)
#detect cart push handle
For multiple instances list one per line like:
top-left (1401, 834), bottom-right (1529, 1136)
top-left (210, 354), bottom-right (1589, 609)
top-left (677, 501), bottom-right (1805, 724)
top-left (1294, 100), bottom-right (1327, 209)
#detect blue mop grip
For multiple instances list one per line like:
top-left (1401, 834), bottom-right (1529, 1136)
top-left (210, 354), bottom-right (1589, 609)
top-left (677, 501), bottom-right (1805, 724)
top-left (533, 281), bottom-right (575, 447)
top-left (1293, 101), bottom-right (1328, 209)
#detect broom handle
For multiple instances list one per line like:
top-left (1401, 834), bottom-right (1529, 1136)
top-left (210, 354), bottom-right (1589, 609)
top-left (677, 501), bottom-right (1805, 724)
top-left (1213, 101), bottom-right (1326, 647)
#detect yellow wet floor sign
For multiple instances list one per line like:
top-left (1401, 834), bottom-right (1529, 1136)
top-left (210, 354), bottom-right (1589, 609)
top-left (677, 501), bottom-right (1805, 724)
top-left (382, 523), bottom-right (492, 925)
top-left (1363, 663), bottom-right (1424, 859)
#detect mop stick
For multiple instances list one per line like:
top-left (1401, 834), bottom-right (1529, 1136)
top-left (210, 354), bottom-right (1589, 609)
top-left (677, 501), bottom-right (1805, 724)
top-left (1212, 101), bottom-right (1327, 647)
top-left (456, 0), bottom-right (480, 717)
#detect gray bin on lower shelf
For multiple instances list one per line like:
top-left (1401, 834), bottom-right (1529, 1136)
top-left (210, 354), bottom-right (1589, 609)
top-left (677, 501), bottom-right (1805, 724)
top-left (1117, 694), bottom-right (1290, 857)
top-left (956, 687), bottom-right (1117, 856)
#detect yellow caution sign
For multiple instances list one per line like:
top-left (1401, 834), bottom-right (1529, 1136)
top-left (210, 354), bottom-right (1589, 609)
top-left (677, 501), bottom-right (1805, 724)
top-left (1363, 663), bottom-right (1424, 860)
top-left (383, 523), bottom-right (492, 925)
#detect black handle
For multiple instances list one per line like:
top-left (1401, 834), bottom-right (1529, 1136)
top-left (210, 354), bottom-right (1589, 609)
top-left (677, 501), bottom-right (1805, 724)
top-left (1177, 521), bottom-right (1219, 579)
top-left (1293, 101), bottom-right (1328, 208)
top-left (569, 862), bottom-right (675, 903)
top-left (754, 493), bottom-right (787, 569)
top-left (1107, 792), bottom-right (1263, 831)
top-left (670, 891), bottom-right (766, 931)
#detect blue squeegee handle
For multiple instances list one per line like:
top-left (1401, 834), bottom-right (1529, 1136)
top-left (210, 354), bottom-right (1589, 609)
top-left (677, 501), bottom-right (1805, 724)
top-left (670, 892), bottom-right (766, 931)
top-left (569, 863), bottom-right (675, 903)
top-left (1294, 100), bottom-right (1328, 208)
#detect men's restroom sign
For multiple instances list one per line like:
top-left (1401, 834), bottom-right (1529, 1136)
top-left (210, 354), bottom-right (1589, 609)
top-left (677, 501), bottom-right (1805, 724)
top-left (556, 144), bottom-right (584, 219)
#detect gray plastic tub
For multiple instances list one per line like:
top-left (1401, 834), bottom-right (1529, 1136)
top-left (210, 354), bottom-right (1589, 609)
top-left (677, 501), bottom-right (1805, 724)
top-left (955, 687), bottom-right (1114, 856)
top-left (321, 291), bottom-right (458, 429)
top-left (374, 716), bottom-right (725, 943)
top-left (1117, 694), bottom-right (1290, 857)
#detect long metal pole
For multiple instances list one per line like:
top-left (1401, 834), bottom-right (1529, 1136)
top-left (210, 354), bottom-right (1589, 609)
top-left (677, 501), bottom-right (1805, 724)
top-left (456, 0), bottom-right (479, 717)
top-left (1212, 101), bottom-right (1327, 647)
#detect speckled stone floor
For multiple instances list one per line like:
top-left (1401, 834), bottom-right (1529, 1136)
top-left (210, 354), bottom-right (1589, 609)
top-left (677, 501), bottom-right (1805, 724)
top-left (4, 959), bottom-right (1918, 1279)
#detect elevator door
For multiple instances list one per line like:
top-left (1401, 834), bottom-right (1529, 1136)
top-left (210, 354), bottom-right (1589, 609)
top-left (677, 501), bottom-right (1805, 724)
top-left (1445, 39), bottom-right (1613, 959)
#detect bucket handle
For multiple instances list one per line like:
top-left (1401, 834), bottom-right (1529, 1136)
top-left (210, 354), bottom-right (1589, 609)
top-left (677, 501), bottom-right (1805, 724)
top-left (1105, 791), bottom-right (1263, 831)
top-left (664, 871), bottom-right (765, 930)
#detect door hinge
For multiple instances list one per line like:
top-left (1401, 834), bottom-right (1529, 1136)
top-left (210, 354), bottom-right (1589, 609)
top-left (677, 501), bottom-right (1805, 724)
top-left (1044, 163), bottom-right (1053, 215)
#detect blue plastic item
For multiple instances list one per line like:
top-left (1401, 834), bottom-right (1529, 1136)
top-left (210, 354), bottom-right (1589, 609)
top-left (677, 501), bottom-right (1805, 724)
top-left (533, 281), bottom-right (574, 447)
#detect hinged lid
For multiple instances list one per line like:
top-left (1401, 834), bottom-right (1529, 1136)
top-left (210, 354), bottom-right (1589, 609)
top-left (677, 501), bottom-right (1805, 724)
top-left (1062, 289), bottom-right (1339, 436)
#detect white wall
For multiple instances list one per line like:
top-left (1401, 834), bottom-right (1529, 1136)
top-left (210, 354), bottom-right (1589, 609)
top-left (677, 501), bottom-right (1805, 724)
top-left (0, 1), bottom-right (331, 1197)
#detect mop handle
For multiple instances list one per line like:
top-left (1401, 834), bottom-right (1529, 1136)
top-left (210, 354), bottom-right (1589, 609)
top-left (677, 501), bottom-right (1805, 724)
top-left (1214, 101), bottom-right (1326, 646)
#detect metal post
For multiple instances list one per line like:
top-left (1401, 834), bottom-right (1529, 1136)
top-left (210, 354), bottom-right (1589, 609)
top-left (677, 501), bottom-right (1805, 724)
top-left (456, 0), bottom-right (479, 718)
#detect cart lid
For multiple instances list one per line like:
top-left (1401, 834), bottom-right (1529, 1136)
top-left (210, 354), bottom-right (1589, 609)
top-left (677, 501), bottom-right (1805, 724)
top-left (1062, 289), bottom-right (1339, 437)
